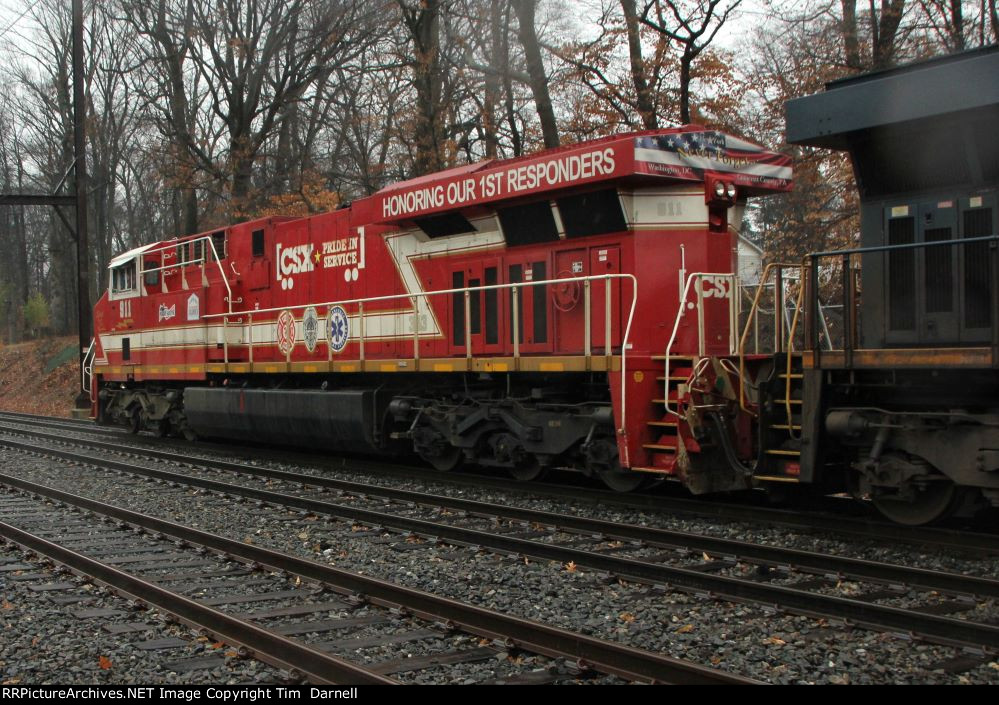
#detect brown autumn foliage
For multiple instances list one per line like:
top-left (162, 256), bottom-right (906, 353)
top-left (0, 338), bottom-right (80, 417)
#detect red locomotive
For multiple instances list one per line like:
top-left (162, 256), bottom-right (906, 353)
top-left (89, 127), bottom-right (792, 493)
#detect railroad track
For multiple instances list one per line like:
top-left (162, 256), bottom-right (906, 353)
top-left (0, 476), bottom-right (747, 685)
top-left (2, 411), bottom-right (995, 554)
top-left (1, 424), bottom-right (998, 657)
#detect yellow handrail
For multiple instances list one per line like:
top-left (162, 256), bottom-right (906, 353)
top-left (737, 262), bottom-right (803, 417)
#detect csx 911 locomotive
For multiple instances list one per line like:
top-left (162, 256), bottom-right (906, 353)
top-left (89, 47), bottom-right (999, 525)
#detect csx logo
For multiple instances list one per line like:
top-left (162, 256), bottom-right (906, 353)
top-left (698, 276), bottom-right (731, 299)
top-left (276, 243), bottom-right (314, 290)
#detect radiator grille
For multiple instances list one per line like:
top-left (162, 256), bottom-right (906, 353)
top-left (924, 227), bottom-right (953, 314)
top-left (888, 216), bottom-right (916, 331)
top-left (963, 208), bottom-right (993, 329)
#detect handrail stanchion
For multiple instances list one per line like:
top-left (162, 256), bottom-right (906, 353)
top-left (810, 255), bottom-right (821, 369)
top-left (412, 296), bottom-right (420, 363)
top-left (223, 315), bottom-right (228, 365)
top-left (512, 285), bottom-right (520, 364)
top-left (583, 279), bottom-right (591, 367)
top-left (358, 302), bottom-right (365, 364)
top-left (464, 290), bottom-right (472, 361)
top-left (696, 278), bottom-right (705, 356)
top-left (991, 242), bottom-right (999, 368)
top-left (774, 267), bottom-right (784, 353)
top-left (604, 274), bottom-right (612, 358)
top-left (842, 253), bottom-right (853, 368)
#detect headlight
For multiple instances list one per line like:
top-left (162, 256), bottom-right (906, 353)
top-left (726, 183), bottom-right (736, 198)
top-left (714, 182), bottom-right (725, 197)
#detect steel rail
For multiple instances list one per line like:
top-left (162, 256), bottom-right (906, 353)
top-left (2, 436), bottom-right (999, 651)
top-left (2, 420), bottom-right (994, 598)
top-left (2, 413), bottom-right (995, 555)
top-left (0, 471), bottom-right (752, 685)
top-left (0, 519), bottom-right (397, 685)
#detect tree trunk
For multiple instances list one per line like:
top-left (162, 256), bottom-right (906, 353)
top-left (840, 0), bottom-right (862, 69)
top-left (872, 0), bottom-right (906, 69)
top-left (620, 0), bottom-right (658, 128)
top-left (501, 3), bottom-right (523, 156)
top-left (950, 0), bottom-right (965, 50)
top-left (512, 0), bottom-right (559, 148)
top-left (679, 54), bottom-right (692, 124)
top-left (401, 0), bottom-right (445, 175)
top-left (483, 0), bottom-right (503, 158)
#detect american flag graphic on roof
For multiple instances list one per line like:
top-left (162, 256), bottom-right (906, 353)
top-left (633, 131), bottom-right (792, 191)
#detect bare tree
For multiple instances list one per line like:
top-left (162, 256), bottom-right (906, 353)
top-left (512, 0), bottom-right (560, 147)
top-left (639, 0), bottom-right (741, 124)
top-left (397, 0), bottom-right (447, 174)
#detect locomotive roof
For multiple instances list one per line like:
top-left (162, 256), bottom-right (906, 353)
top-left (108, 242), bottom-right (157, 268)
top-left (370, 127), bottom-right (791, 226)
top-left (786, 45), bottom-right (999, 151)
top-left (786, 45), bottom-right (999, 197)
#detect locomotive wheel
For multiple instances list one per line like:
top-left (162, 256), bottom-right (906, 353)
top-left (509, 457), bottom-right (548, 483)
top-left (871, 480), bottom-right (959, 526)
top-left (598, 468), bottom-right (654, 493)
top-left (419, 445), bottom-right (462, 472)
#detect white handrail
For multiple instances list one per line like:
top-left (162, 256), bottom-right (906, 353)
top-left (81, 339), bottom-right (96, 403)
top-left (663, 272), bottom-right (740, 417)
top-left (205, 272), bottom-right (639, 449)
top-left (132, 235), bottom-right (234, 314)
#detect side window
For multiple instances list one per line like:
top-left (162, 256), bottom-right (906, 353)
top-left (143, 259), bottom-right (159, 288)
top-left (252, 229), bottom-right (265, 257)
top-left (211, 230), bottom-right (226, 260)
top-left (111, 260), bottom-right (137, 294)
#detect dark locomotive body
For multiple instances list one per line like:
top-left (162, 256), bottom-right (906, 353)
top-left (783, 46), bottom-right (999, 523)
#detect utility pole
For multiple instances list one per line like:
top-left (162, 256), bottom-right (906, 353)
top-left (72, 0), bottom-right (91, 406)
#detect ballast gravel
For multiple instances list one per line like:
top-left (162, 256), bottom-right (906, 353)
top-left (0, 437), bottom-right (998, 684)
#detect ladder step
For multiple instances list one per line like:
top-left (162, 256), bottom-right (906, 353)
top-left (753, 475), bottom-right (800, 483)
top-left (765, 449), bottom-right (801, 456)
top-left (656, 376), bottom-right (691, 382)
top-left (631, 466), bottom-right (676, 475)
top-left (647, 420), bottom-right (678, 428)
top-left (773, 399), bottom-right (803, 405)
top-left (643, 443), bottom-right (677, 451)
top-left (770, 424), bottom-right (802, 431)
top-left (778, 373), bottom-right (803, 379)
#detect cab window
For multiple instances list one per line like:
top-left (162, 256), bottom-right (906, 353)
top-left (111, 259), bottom-right (137, 294)
top-left (143, 259), bottom-right (159, 288)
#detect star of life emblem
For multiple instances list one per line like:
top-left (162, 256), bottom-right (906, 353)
top-left (328, 305), bottom-right (349, 354)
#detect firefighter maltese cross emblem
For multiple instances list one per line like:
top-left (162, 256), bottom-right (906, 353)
top-left (328, 305), bottom-right (349, 354)
top-left (276, 310), bottom-right (296, 356)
